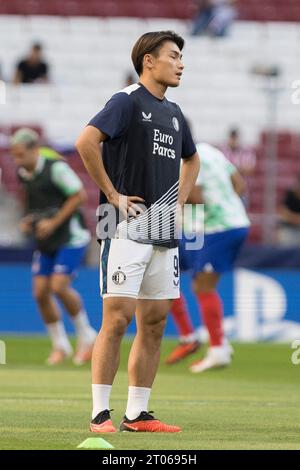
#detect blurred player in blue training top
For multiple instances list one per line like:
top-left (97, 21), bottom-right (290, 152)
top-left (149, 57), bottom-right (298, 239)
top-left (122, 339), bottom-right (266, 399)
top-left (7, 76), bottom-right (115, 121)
top-left (166, 143), bottom-right (250, 372)
top-left (76, 31), bottom-right (200, 433)
top-left (10, 128), bottom-right (97, 366)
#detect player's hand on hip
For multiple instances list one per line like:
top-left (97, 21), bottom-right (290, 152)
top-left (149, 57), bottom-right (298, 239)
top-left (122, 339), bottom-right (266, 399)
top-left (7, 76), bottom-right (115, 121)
top-left (35, 218), bottom-right (57, 240)
top-left (107, 191), bottom-right (145, 219)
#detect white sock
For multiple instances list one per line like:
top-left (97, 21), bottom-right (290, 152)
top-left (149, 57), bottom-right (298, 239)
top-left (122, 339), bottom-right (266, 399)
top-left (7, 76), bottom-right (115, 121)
top-left (72, 309), bottom-right (96, 344)
top-left (92, 384), bottom-right (112, 419)
top-left (47, 321), bottom-right (72, 354)
top-left (125, 386), bottom-right (152, 420)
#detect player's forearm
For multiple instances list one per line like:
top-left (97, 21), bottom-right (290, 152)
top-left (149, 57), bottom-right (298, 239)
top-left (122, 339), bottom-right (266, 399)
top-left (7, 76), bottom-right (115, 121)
top-left (52, 191), bottom-right (86, 228)
top-left (76, 139), bottom-right (116, 200)
top-left (178, 153), bottom-right (200, 206)
top-left (231, 171), bottom-right (246, 197)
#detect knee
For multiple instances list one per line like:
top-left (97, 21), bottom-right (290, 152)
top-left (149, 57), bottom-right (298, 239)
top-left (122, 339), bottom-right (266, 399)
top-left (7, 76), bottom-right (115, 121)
top-left (142, 317), bottom-right (167, 342)
top-left (193, 283), bottom-right (211, 295)
top-left (192, 277), bottom-right (214, 295)
top-left (103, 314), bottom-right (131, 338)
top-left (33, 286), bottom-right (50, 304)
top-left (50, 280), bottom-right (66, 297)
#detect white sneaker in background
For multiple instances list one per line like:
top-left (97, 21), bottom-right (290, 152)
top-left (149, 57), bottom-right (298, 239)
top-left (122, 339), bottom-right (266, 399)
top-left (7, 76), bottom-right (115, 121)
top-left (73, 328), bottom-right (97, 365)
top-left (222, 338), bottom-right (234, 356)
top-left (189, 345), bottom-right (232, 373)
top-left (46, 346), bottom-right (73, 366)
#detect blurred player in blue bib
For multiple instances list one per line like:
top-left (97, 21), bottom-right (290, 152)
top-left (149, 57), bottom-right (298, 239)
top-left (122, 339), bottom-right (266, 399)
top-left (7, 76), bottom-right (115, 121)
top-left (10, 128), bottom-right (97, 366)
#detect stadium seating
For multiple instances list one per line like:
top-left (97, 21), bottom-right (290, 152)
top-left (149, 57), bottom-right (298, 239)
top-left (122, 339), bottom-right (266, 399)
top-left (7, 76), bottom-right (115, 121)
top-left (1, 17), bottom-right (299, 146)
top-left (1, 1), bottom-right (300, 22)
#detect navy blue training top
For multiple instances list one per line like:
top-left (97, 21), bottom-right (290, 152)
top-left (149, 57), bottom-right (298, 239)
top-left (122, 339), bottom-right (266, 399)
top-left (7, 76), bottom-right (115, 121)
top-left (88, 83), bottom-right (196, 248)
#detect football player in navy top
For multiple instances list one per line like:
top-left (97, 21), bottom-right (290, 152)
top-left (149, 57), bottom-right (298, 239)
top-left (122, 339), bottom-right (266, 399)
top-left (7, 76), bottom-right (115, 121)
top-left (76, 31), bottom-right (200, 433)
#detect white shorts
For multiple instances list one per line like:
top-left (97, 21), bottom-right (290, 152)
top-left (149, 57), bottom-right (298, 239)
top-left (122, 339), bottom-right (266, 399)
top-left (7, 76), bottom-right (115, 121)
top-left (99, 239), bottom-right (180, 300)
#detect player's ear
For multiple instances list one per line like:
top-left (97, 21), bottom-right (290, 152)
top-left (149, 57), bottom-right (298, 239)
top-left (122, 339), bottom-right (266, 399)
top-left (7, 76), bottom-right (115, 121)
top-left (143, 53), bottom-right (154, 71)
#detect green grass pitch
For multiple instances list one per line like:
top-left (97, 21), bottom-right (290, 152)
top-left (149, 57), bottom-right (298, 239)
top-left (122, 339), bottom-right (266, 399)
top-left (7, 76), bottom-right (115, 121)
top-left (1, 337), bottom-right (300, 450)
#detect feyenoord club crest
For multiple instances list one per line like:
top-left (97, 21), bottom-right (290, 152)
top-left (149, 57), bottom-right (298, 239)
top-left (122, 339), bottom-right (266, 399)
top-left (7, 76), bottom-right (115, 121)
top-left (172, 117), bottom-right (179, 132)
top-left (112, 270), bottom-right (126, 285)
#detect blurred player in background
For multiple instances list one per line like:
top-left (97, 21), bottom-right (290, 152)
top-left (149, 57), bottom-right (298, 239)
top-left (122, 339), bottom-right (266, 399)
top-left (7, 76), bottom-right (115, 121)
top-left (76, 31), bottom-right (200, 433)
top-left (166, 143), bottom-right (250, 372)
top-left (10, 128), bottom-right (97, 365)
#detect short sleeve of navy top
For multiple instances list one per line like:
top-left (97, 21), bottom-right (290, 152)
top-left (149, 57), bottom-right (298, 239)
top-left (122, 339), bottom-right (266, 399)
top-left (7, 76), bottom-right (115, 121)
top-left (89, 92), bottom-right (134, 140)
top-left (88, 83), bottom-right (197, 247)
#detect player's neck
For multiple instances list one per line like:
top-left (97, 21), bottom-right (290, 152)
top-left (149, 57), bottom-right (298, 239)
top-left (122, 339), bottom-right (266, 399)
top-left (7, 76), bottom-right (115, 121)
top-left (139, 77), bottom-right (167, 100)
